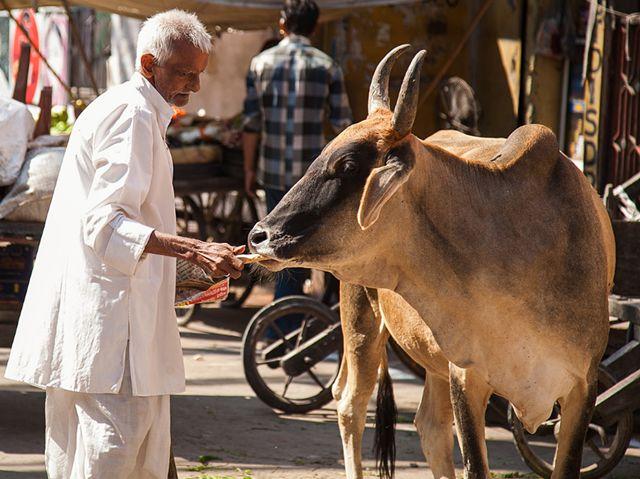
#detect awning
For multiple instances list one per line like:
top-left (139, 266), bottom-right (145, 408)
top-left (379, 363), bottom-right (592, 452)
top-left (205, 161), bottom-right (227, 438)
top-left (1, 0), bottom-right (419, 29)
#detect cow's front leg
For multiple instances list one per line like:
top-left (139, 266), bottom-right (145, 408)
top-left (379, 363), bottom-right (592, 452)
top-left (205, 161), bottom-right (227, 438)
top-left (415, 371), bottom-right (455, 478)
top-left (551, 368), bottom-right (598, 478)
top-left (331, 353), bottom-right (349, 402)
top-left (449, 363), bottom-right (492, 479)
top-left (335, 283), bottom-right (387, 479)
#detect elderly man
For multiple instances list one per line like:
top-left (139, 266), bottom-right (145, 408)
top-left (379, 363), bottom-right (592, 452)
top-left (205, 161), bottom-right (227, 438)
top-left (5, 10), bottom-right (242, 479)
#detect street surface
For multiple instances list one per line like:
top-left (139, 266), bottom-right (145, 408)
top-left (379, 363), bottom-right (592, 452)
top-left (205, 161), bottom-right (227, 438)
top-left (0, 287), bottom-right (639, 478)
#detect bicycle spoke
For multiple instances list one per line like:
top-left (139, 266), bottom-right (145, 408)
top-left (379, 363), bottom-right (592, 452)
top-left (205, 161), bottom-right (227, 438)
top-left (269, 323), bottom-right (293, 348)
top-left (307, 368), bottom-right (325, 389)
top-left (586, 437), bottom-right (609, 460)
top-left (282, 375), bottom-right (294, 397)
top-left (591, 424), bottom-right (609, 446)
top-left (295, 318), bottom-right (310, 349)
top-left (544, 417), bottom-right (561, 426)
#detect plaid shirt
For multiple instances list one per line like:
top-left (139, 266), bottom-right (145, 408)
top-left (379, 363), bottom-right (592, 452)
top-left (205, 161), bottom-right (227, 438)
top-left (243, 35), bottom-right (352, 191)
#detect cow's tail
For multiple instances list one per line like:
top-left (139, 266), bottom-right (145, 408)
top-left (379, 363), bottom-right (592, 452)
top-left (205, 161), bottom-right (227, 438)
top-left (374, 352), bottom-right (397, 479)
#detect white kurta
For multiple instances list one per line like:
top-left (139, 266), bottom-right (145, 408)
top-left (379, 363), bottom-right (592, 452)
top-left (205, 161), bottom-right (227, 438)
top-left (6, 72), bottom-right (185, 396)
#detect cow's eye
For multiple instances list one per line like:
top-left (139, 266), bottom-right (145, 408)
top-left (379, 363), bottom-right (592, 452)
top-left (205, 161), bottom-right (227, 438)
top-left (336, 158), bottom-right (358, 176)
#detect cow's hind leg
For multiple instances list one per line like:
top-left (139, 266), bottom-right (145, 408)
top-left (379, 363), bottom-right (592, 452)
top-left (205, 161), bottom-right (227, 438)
top-left (551, 369), bottom-right (598, 478)
top-left (449, 364), bottom-right (492, 479)
top-left (414, 372), bottom-right (455, 479)
top-left (336, 283), bottom-right (388, 479)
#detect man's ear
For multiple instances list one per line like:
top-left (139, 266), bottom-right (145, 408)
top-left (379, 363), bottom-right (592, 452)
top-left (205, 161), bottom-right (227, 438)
top-left (357, 152), bottom-right (415, 230)
top-left (140, 54), bottom-right (155, 80)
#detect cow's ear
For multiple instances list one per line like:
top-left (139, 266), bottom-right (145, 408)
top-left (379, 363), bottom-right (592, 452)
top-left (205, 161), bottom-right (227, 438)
top-left (357, 154), bottom-right (414, 230)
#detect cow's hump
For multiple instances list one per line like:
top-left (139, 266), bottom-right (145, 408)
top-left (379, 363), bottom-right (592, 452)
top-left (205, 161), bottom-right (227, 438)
top-left (425, 130), bottom-right (505, 162)
top-left (426, 124), bottom-right (559, 178)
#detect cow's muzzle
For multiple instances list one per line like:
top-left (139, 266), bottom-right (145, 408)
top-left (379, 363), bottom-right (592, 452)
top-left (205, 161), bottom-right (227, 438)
top-left (248, 222), bottom-right (271, 252)
top-left (248, 222), bottom-right (303, 271)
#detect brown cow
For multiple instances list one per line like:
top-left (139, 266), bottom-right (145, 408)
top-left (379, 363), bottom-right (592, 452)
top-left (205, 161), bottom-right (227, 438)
top-left (248, 45), bottom-right (614, 479)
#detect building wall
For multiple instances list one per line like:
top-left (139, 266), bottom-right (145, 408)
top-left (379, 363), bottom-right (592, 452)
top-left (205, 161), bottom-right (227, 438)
top-left (187, 29), bottom-right (273, 118)
top-left (319, 0), bottom-right (523, 139)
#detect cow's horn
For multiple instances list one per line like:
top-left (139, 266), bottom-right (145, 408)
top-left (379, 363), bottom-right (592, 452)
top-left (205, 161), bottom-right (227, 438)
top-left (391, 50), bottom-right (426, 137)
top-left (368, 44), bottom-right (411, 115)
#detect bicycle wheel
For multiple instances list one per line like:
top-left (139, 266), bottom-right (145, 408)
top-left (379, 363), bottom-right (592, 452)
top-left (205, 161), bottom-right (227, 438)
top-left (242, 296), bottom-right (342, 414)
top-left (332, 303), bottom-right (426, 380)
top-left (509, 366), bottom-right (634, 479)
top-left (205, 190), bottom-right (259, 308)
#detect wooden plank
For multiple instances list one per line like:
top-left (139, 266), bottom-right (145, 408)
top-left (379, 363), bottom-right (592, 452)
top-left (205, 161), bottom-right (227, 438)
top-left (12, 42), bottom-right (30, 103)
top-left (608, 296), bottom-right (640, 325)
top-left (172, 177), bottom-right (243, 196)
top-left (0, 221), bottom-right (44, 240)
top-left (611, 221), bottom-right (640, 296)
top-left (595, 369), bottom-right (640, 424)
top-left (34, 86), bottom-right (52, 138)
top-left (602, 339), bottom-right (640, 380)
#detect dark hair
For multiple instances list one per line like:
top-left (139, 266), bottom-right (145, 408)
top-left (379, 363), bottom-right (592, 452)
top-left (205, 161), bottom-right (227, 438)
top-left (281, 0), bottom-right (319, 37)
top-left (260, 38), bottom-right (280, 52)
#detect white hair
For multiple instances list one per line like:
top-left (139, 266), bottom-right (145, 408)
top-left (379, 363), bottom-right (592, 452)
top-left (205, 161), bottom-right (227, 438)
top-left (135, 9), bottom-right (212, 70)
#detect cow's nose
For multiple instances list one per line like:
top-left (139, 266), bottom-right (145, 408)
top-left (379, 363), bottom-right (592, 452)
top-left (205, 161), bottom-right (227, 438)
top-left (249, 223), bottom-right (270, 250)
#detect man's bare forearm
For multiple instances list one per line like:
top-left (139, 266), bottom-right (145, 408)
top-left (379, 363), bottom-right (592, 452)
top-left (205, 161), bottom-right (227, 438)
top-left (144, 231), bottom-right (245, 278)
top-left (144, 231), bottom-right (201, 262)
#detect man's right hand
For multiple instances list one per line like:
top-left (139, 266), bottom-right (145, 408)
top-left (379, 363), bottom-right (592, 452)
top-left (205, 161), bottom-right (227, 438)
top-left (193, 242), bottom-right (245, 279)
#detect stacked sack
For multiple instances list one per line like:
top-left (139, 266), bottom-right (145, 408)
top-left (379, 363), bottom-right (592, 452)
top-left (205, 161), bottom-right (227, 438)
top-left (0, 97), bottom-right (68, 223)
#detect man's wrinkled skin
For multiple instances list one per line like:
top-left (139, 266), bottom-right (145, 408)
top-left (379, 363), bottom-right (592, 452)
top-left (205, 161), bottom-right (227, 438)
top-left (248, 46), bottom-right (614, 479)
top-left (140, 39), bottom-right (208, 107)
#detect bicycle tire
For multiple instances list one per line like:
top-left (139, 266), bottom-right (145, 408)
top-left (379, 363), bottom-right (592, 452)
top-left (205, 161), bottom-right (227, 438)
top-left (242, 296), bottom-right (341, 414)
top-left (176, 304), bottom-right (198, 327)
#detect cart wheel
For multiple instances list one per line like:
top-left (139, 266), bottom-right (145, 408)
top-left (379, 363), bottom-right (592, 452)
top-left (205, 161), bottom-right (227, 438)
top-left (509, 366), bottom-right (634, 479)
top-left (331, 303), bottom-right (426, 380)
top-left (175, 305), bottom-right (197, 327)
top-left (242, 296), bottom-right (341, 414)
top-left (174, 195), bottom-right (207, 326)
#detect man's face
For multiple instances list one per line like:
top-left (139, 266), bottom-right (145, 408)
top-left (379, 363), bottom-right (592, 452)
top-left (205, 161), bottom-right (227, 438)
top-left (141, 39), bottom-right (209, 106)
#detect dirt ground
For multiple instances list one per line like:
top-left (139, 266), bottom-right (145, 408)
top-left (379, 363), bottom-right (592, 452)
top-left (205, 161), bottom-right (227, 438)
top-left (0, 287), bottom-right (639, 479)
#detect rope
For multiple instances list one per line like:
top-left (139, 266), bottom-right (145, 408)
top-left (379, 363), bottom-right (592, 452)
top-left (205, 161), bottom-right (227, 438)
top-left (0, 0), bottom-right (77, 101)
top-left (591, 1), bottom-right (640, 22)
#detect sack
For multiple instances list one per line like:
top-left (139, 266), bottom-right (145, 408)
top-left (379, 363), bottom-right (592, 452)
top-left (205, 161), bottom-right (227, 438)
top-left (0, 147), bottom-right (65, 222)
top-left (0, 98), bottom-right (36, 186)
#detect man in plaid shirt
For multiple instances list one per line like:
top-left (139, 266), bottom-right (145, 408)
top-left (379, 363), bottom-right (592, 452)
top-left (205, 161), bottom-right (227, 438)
top-left (243, 0), bottom-right (352, 299)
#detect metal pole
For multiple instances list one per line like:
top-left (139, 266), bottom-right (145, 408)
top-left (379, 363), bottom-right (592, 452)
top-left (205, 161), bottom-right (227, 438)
top-left (417, 0), bottom-right (494, 109)
top-left (1, 0), bottom-right (76, 100)
top-left (61, 0), bottom-right (100, 96)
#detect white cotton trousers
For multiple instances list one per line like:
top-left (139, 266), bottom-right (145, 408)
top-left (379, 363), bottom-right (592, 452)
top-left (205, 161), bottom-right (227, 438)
top-left (44, 361), bottom-right (171, 479)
